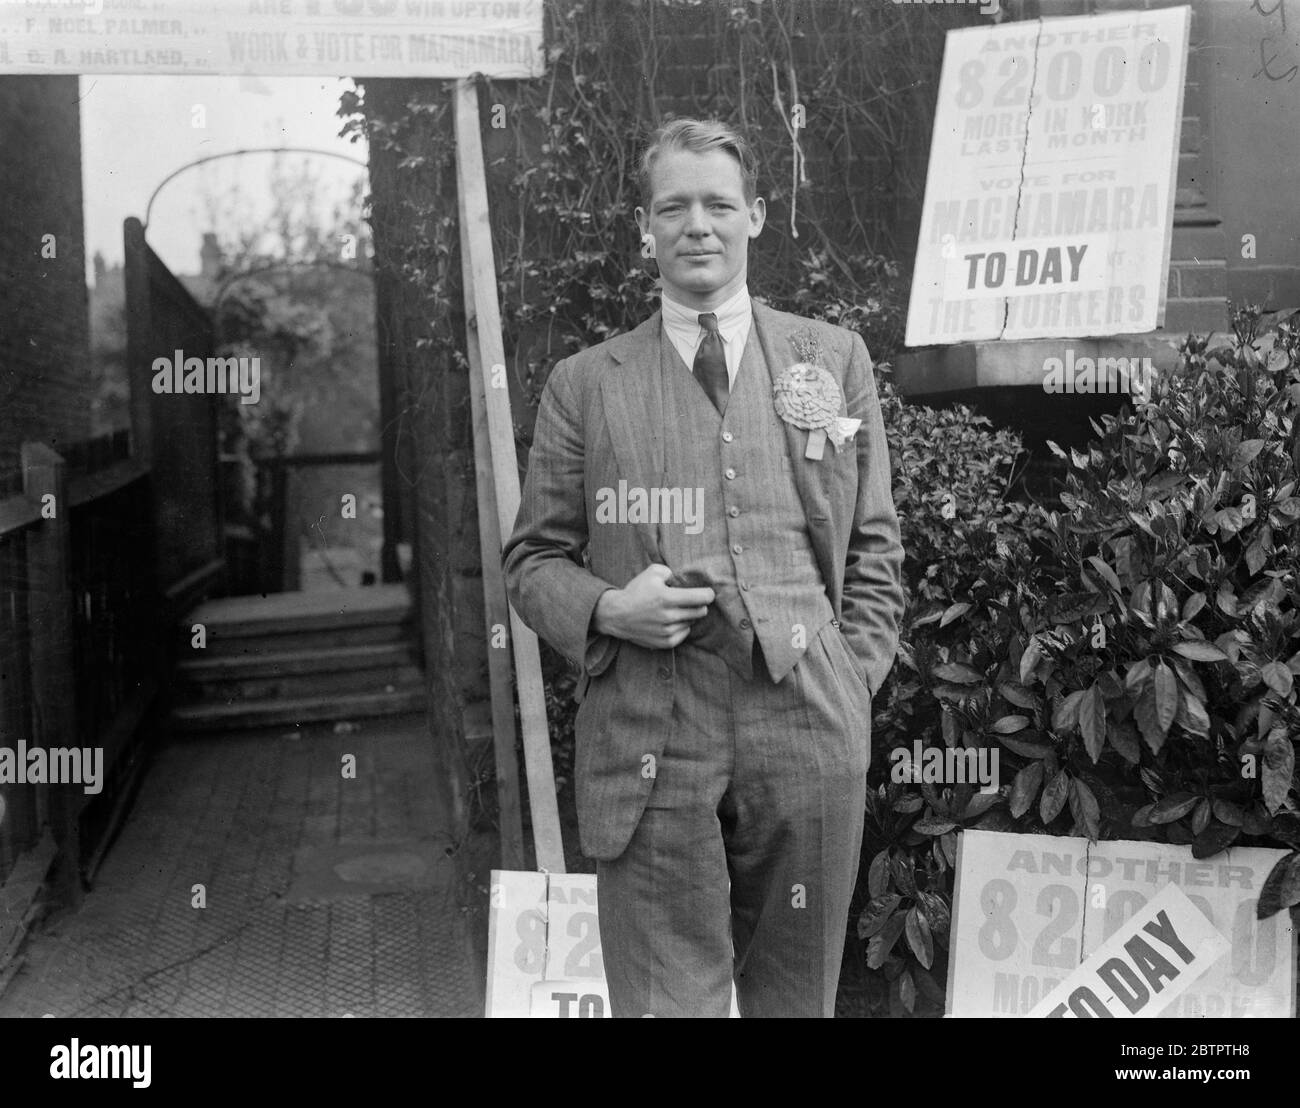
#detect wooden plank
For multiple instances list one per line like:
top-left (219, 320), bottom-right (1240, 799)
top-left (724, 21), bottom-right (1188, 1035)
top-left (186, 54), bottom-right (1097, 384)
top-left (0, 492), bottom-right (41, 539)
top-left (67, 457), bottom-right (149, 510)
top-left (454, 78), bottom-right (565, 875)
top-left (21, 444), bottom-right (77, 852)
top-left (458, 174), bottom-right (526, 873)
top-left (123, 218), bottom-right (155, 473)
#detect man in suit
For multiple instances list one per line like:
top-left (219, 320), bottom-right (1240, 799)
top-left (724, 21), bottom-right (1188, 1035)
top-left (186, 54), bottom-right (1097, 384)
top-left (503, 118), bottom-right (904, 1017)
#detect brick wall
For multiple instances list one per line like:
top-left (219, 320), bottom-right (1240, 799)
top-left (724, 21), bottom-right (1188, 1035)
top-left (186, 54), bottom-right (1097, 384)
top-left (0, 76), bottom-right (92, 483)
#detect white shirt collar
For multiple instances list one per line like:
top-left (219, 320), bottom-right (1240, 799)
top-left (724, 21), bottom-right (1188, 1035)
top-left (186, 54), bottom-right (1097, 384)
top-left (661, 284), bottom-right (752, 345)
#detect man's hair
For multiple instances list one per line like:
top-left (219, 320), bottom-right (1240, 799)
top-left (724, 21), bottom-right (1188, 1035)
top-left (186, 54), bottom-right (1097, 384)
top-left (636, 118), bottom-right (759, 209)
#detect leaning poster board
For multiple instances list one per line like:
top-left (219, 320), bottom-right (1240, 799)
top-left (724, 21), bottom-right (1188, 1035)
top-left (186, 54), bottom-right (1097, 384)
top-left (904, 7), bottom-right (1190, 345)
top-left (486, 871), bottom-right (610, 1018)
top-left (486, 870), bottom-right (742, 1017)
top-left (947, 830), bottom-right (1297, 1017)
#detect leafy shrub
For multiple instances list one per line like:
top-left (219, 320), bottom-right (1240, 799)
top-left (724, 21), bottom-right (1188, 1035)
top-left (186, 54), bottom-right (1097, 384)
top-left (856, 307), bottom-right (1300, 1018)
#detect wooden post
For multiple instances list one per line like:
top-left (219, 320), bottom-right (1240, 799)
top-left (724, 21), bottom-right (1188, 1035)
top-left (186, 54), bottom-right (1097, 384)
top-left (123, 218), bottom-right (154, 470)
top-left (21, 442), bottom-right (82, 903)
top-left (458, 179), bottom-right (527, 872)
top-left (454, 78), bottom-right (565, 875)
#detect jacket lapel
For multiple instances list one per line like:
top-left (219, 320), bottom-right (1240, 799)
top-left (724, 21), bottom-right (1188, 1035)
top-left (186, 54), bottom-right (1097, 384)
top-left (752, 300), bottom-right (843, 608)
top-left (598, 312), bottom-right (666, 563)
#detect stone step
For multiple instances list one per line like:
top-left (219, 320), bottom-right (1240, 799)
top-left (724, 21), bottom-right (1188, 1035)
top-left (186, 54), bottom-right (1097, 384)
top-left (169, 688), bottom-right (427, 733)
top-left (177, 659), bottom-right (424, 703)
top-left (182, 586), bottom-right (413, 656)
top-left (177, 641), bottom-right (417, 683)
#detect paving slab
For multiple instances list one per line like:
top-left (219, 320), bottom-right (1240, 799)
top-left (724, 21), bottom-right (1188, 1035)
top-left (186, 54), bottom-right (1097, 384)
top-left (0, 713), bottom-right (483, 1019)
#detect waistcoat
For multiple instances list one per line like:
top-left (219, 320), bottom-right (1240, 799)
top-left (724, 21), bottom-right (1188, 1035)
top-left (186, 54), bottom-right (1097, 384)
top-left (656, 323), bottom-right (834, 682)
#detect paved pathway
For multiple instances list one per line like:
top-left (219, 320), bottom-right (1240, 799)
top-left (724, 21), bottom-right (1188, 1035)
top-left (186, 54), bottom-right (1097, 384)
top-left (0, 713), bottom-right (482, 1018)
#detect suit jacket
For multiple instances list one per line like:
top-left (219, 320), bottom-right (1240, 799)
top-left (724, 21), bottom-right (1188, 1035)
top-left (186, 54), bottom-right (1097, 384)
top-left (502, 298), bottom-right (905, 859)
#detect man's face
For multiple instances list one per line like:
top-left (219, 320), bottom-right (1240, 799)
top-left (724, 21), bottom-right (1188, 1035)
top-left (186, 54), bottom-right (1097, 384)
top-left (635, 147), bottom-right (765, 311)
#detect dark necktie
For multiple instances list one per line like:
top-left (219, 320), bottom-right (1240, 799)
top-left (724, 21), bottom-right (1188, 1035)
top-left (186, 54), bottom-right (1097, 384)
top-left (693, 312), bottom-right (729, 414)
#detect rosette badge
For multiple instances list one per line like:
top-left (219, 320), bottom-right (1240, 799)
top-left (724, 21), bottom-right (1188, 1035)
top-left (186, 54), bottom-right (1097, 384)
top-left (773, 361), bottom-right (862, 460)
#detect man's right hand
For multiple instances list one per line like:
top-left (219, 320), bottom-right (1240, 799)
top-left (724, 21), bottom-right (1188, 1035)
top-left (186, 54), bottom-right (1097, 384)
top-left (592, 564), bottom-right (715, 650)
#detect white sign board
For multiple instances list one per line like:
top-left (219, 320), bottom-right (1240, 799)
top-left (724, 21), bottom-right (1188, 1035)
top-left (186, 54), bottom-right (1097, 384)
top-left (905, 8), bottom-right (1190, 346)
top-left (947, 831), bottom-right (1297, 1018)
top-left (1027, 883), bottom-right (1229, 1017)
top-left (0, 0), bottom-right (544, 76)
top-left (487, 870), bottom-right (741, 1017)
top-left (487, 870), bottom-right (611, 1018)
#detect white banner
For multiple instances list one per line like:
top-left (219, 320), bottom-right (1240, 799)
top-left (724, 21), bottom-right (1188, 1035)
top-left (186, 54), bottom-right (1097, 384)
top-left (947, 831), bottom-right (1297, 1018)
top-left (905, 8), bottom-right (1190, 346)
top-left (0, 0), bottom-right (545, 76)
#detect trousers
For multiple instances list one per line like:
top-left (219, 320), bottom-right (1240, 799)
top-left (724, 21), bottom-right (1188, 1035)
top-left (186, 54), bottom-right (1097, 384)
top-left (595, 620), bottom-right (871, 1017)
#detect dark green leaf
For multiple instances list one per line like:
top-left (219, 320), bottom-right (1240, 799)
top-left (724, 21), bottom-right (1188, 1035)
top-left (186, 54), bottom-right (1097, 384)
top-left (866, 909), bottom-right (908, 968)
top-left (932, 662), bottom-right (983, 684)
top-left (1108, 719), bottom-right (1141, 765)
top-left (914, 816), bottom-right (958, 836)
top-left (997, 734), bottom-right (1054, 759)
top-left (858, 894), bottom-right (902, 940)
top-left (1233, 438), bottom-right (1266, 468)
top-left (1212, 798), bottom-right (1245, 827)
top-left (1086, 555), bottom-right (1123, 594)
top-left (1172, 640), bottom-right (1228, 663)
top-left (898, 968), bottom-right (916, 1012)
top-left (940, 601), bottom-right (972, 628)
top-left (890, 854), bottom-right (918, 897)
top-left (1080, 685), bottom-right (1106, 763)
top-left (1010, 762), bottom-right (1044, 819)
top-left (1149, 793), bottom-right (1200, 825)
top-left (1019, 637), bottom-right (1046, 684)
top-left (990, 714), bottom-right (1030, 735)
top-left (1256, 852), bottom-right (1300, 920)
top-left (1175, 690), bottom-right (1211, 738)
top-left (1052, 689), bottom-right (1086, 735)
top-left (998, 681), bottom-right (1038, 710)
top-left (1261, 661), bottom-right (1294, 697)
top-left (962, 791), bottom-right (1002, 820)
top-left (1262, 729), bottom-right (1296, 815)
top-left (1133, 686), bottom-right (1166, 753)
top-left (1069, 779), bottom-right (1101, 840)
top-left (867, 850), bottom-right (890, 898)
top-left (1192, 821), bottom-right (1240, 859)
top-left (1244, 803), bottom-right (1274, 836)
top-left (905, 906), bottom-right (934, 969)
top-left (1040, 770), bottom-right (1070, 824)
top-left (1180, 592), bottom-right (1207, 622)
top-left (1153, 662), bottom-right (1178, 735)
top-left (1191, 797), bottom-right (1212, 835)
top-left (1271, 813), bottom-right (1300, 849)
